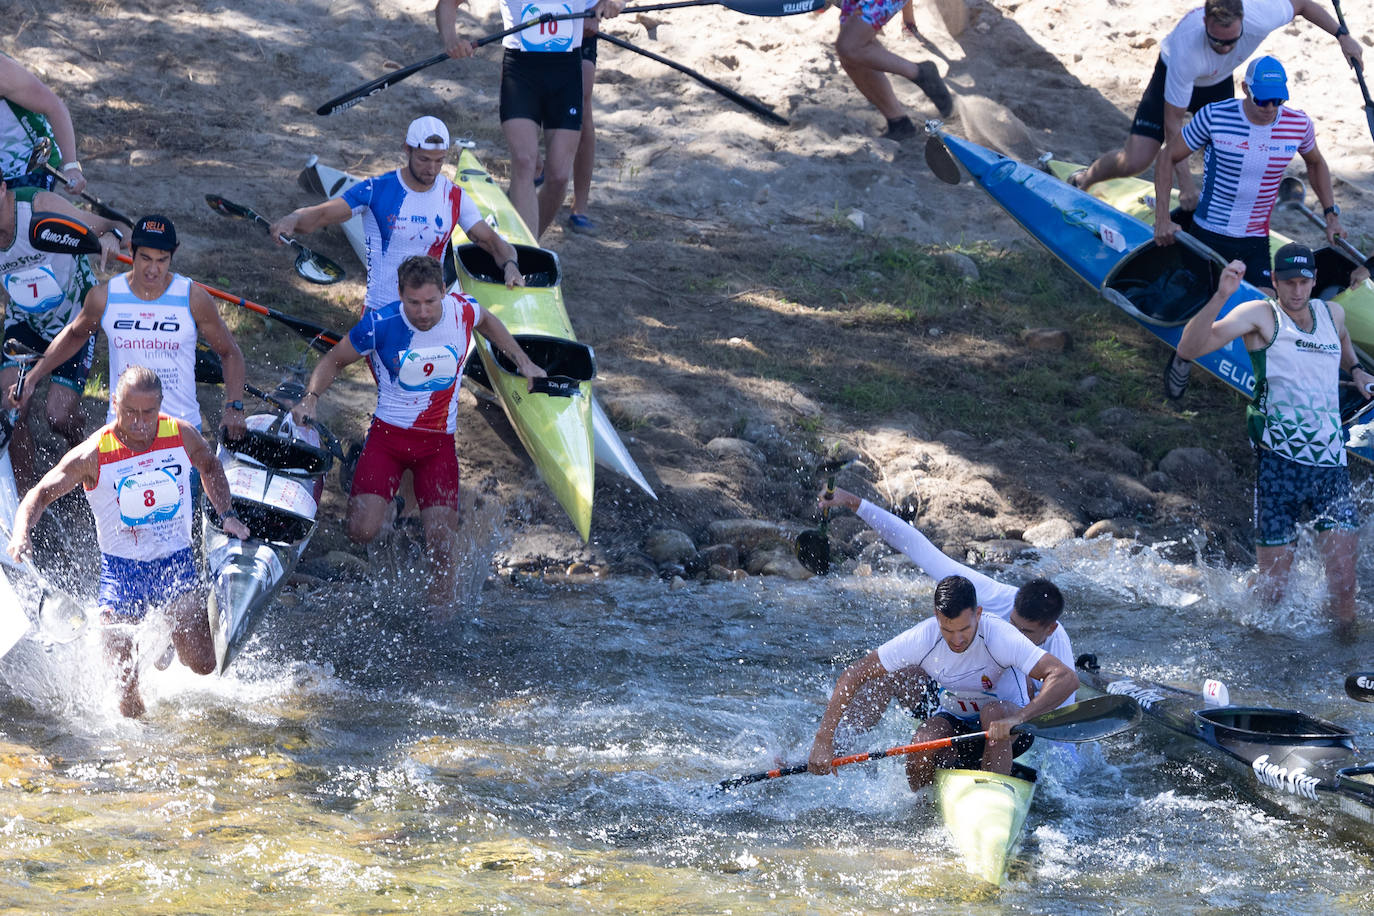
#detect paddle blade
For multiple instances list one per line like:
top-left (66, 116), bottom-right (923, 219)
top-left (294, 248), bottom-right (347, 285)
top-left (796, 529), bottom-right (829, 575)
top-left (925, 135), bottom-right (962, 185)
top-left (1345, 672), bottom-right (1374, 702)
top-left (1276, 176), bottom-right (1306, 207)
top-left (1014, 695), bottom-right (1140, 743)
top-left (205, 194), bottom-right (257, 220)
top-left (29, 212), bottom-right (101, 256)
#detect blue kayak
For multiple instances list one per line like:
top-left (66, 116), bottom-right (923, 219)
top-left (924, 125), bottom-right (1374, 463)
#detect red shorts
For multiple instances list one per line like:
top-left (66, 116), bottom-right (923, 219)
top-left (350, 418), bottom-right (460, 510)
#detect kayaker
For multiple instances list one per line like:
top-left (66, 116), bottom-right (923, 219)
top-left (817, 485), bottom-right (1076, 727)
top-left (6, 365), bottom-right (250, 718)
top-left (292, 255), bottom-right (546, 616)
top-left (268, 116), bottom-right (525, 314)
top-left (436, 0), bottom-right (624, 239)
top-left (0, 173), bottom-right (124, 486)
top-left (1068, 0), bottom-right (1361, 200)
top-left (808, 574), bottom-right (1078, 790)
top-left (1176, 247), bottom-right (1372, 639)
top-left (12, 214), bottom-right (249, 442)
top-left (0, 53), bottom-right (86, 194)
top-left (828, 0), bottom-right (952, 141)
top-left (567, 19), bottom-right (601, 235)
top-left (1154, 56), bottom-right (1346, 400)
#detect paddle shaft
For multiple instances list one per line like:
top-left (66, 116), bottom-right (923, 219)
top-left (113, 254), bottom-right (342, 352)
top-left (1283, 197), bottom-right (1372, 267)
top-left (1331, 0), bottom-right (1374, 144)
top-left (719, 731), bottom-right (986, 789)
top-left (597, 32), bottom-right (786, 125)
top-left (41, 163), bottom-right (136, 227)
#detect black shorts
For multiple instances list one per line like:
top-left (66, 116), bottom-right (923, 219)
top-left (932, 711), bottom-right (1035, 767)
top-left (500, 49), bottom-right (583, 131)
top-left (2, 322), bottom-right (95, 391)
top-left (1189, 223), bottom-right (1272, 288)
top-left (1131, 56), bottom-right (1235, 142)
top-left (581, 33), bottom-right (598, 65)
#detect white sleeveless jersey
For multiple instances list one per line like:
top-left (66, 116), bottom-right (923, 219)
top-left (0, 188), bottom-right (96, 339)
top-left (1248, 299), bottom-right (1345, 467)
top-left (101, 273), bottom-right (201, 428)
top-left (876, 613), bottom-right (1047, 719)
top-left (83, 415), bottom-right (194, 561)
top-left (500, 0), bottom-right (594, 51)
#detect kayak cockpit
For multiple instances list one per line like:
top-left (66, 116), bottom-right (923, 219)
top-left (455, 243), bottom-right (560, 288)
top-left (1194, 706), bottom-right (1357, 776)
top-left (1103, 234), bottom-right (1225, 327)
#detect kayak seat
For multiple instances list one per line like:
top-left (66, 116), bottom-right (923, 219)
top-left (226, 428), bottom-right (333, 477)
top-left (223, 497), bottom-right (315, 544)
top-left (1105, 241), bottom-right (1221, 327)
top-left (491, 334), bottom-right (596, 382)
top-left (455, 243), bottom-right (560, 288)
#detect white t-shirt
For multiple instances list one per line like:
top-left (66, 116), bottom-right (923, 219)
top-left (857, 500), bottom-right (1077, 707)
top-left (499, 0), bottom-right (594, 52)
top-left (1159, 0), bottom-right (1295, 109)
top-left (876, 614), bottom-right (1047, 721)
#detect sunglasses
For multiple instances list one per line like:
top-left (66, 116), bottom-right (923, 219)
top-left (1205, 26), bottom-right (1242, 49)
top-left (1254, 97), bottom-right (1285, 108)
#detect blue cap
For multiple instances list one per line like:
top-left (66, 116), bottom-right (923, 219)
top-left (1245, 56), bottom-right (1288, 103)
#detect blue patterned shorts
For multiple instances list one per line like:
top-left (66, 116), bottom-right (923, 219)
top-left (1254, 447), bottom-right (1360, 547)
top-left (839, 0), bottom-right (907, 29)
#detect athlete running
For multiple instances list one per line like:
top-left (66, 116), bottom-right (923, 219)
top-left (808, 574), bottom-right (1078, 789)
top-left (436, 0), bottom-right (624, 238)
top-left (12, 215), bottom-right (247, 440)
top-left (7, 366), bottom-right (250, 718)
top-left (0, 53), bottom-right (86, 194)
top-left (831, 0), bottom-right (953, 141)
top-left (292, 255), bottom-right (545, 615)
top-left (1177, 246), bottom-right (1372, 640)
top-left (269, 116), bottom-right (524, 315)
top-left (0, 174), bottom-right (125, 484)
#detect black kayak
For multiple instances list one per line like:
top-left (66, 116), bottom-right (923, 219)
top-left (1076, 654), bottom-right (1374, 834)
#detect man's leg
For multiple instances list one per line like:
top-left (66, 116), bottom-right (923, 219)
top-left (0, 365), bottom-right (37, 487)
top-left (346, 493), bottom-right (392, 544)
top-left (420, 504), bottom-right (461, 614)
top-left (1075, 133), bottom-right (1162, 189)
top-left (570, 56), bottom-right (596, 226)
top-left (502, 117), bottom-right (543, 237)
top-left (1254, 543), bottom-right (1296, 607)
top-left (977, 700), bottom-right (1018, 775)
top-left (102, 624), bottom-right (143, 718)
top-left (169, 589), bottom-right (215, 676)
top-left (836, 16), bottom-right (909, 121)
top-left (45, 381), bottom-right (85, 449)
top-left (1317, 527), bottom-right (1359, 630)
top-left (535, 127), bottom-right (583, 237)
top-left (904, 715), bottom-right (957, 791)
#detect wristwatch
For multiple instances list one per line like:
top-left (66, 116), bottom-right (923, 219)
top-left (226, 399), bottom-right (244, 411)
top-left (1325, 204), bottom-right (1341, 218)
top-left (1337, 24), bottom-right (1350, 37)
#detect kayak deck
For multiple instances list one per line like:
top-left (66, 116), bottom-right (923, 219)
top-left (935, 763), bottom-right (1037, 886)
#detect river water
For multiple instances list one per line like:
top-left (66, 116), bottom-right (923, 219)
top-left (1, 532), bottom-right (1372, 914)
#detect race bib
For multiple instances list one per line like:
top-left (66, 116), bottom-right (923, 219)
top-left (398, 345), bottom-right (461, 392)
top-left (517, 1), bottom-right (578, 52)
top-left (115, 469), bottom-right (183, 527)
top-left (3, 265), bottom-right (64, 313)
top-left (939, 688), bottom-right (995, 719)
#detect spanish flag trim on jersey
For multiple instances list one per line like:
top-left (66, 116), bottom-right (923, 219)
top-left (85, 415), bottom-right (184, 488)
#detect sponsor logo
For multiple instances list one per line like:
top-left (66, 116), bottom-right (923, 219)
top-left (782, 0), bottom-right (814, 11)
top-left (37, 228), bottom-right (82, 249)
top-left (1295, 339), bottom-right (1339, 353)
top-left (1252, 753), bottom-right (1321, 800)
top-left (112, 318), bottom-right (181, 332)
top-left (1106, 679), bottom-right (1164, 709)
top-left (1357, 675), bottom-right (1374, 692)
top-left (981, 675), bottom-right (994, 690)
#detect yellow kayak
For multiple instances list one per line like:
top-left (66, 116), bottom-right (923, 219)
top-left (450, 150), bottom-right (595, 541)
top-left (1044, 160), bottom-right (1374, 355)
top-left (935, 765), bottom-right (1036, 887)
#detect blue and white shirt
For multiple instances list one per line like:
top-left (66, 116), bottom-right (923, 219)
top-left (500, 0), bottom-right (596, 52)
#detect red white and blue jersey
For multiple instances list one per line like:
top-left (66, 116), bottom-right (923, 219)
top-left (347, 291), bottom-right (483, 434)
top-left (83, 415), bottom-right (194, 562)
top-left (340, 170), bottom-right (483, 313)
top-left (1182, 99), bottom-right (1315, 239)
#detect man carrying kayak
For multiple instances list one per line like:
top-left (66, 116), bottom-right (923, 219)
top-left (1154, 56), bottom-right (1346, 400)
top-left (269, 116), bottom-right (524, 314)
top-left (437, 0), bottom-right (624, 239)
top-left (1069, 0), bottom-right (1361, 200)
top-left (808, 574), bottom-right (1078, 789)
top-left (818, 486), bottom-right (1076, 727)
top-left (0, 53), bottom-right (87, 194)
top-left (13, 215), bottom-right (248, 442)
top-left (7, 365), bottom-right (250, 718)
top-left (292, 255), bottom-right (545, 616)
top-left (0, 173), bottom-right (124, 486)
top-left (1177, 246), bottom-right (1372, 639)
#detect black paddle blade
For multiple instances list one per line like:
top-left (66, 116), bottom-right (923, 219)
top-left (205, 194), bottom-right (257, 221)
top-left (1345, 673), bottom-right (1374, 702)
top-left (29, 212), bottom-right (101, 256)
top-left (1014, 694), bottom-right (1140, 743)
top-left (796, 529), bottom-right (829, 575)
top-left (925, 135), bottom-right (962, 185)
top-left (294, 248), bottom-right (347, 285)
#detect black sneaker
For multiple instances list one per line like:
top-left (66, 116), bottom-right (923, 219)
top-left (881, 116), bottom-right (917, 141)
top-left (1164, 353), bottom-right (1192, 401)
top-left (912, 61), bottom-right (954, 118)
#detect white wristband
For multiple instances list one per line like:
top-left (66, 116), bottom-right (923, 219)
top-left (61, 161), bottom-right (82, 172)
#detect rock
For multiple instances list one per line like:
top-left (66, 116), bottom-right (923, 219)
top-left (1081, 496), bottom-right (1124, 519)
top-left (610, 552), bottom-right (658, 577)
top-left (1021, 328), bottom-right (1072, 352)
top-left (1084, 518), bottom-right (1142, 540)
top-left (643, 528), bottom-right (696, 565)
top-left (1022, 518), bottom-right (1075, 547)
top-left (936, 429), bottom-right (977, 447)
top-left (936, 250), bottom-right (979, 281)
top-left (846, 209), bottom-right (867, 231)
top-left (669, 575), bottom-right (688, 591)
top-left (1096, 407), bottom-right (1138, 429)
top-left (697, 543), bottom-right (740, 570)
top-left (758, 550), bottom-right (814, 579)
top-left (323, 550), bottom-right (369, 578)
top-left (1142, 471), bottom-right (1171, 492)
top-left (705, 437), bottom-right (766, 465)
top-left (707, 563), bottom-right (736, 581)
top-left (1159, 447), bottom-right (1227, 488)
top-left (853, 562), bottom-right (874, 577)
top-left (706, 519), bottom-right (789, 551)
top-left (965, 539), bottom-right (1034, 565)
top-left (1077, 374), bottom-right (1101, 393)
top-left (1078, 441), bottom-right (1146, 477)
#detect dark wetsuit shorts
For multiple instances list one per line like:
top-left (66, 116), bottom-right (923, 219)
top-left (1254, 446), bottom-right (1360, 547)
top-left (500, 49), bottom-right (583, 131)
top-left (2, 323), bottom-right (96, 392)
top-left (1132, 56), bottom-right (1235, 142)
top-left (1188, 223), bottom-right (1272, 289)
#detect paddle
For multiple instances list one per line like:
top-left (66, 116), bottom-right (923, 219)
top-left (26, 137), bottom-right (136, 228)
top-left (597, 31), bottom-right (786, 126)
top-left (205, 194), bottom-right (346, 285)
top-left (1331, 0), bottom-right (1374, 146)
top-left (1345, 673), bottom-right (1374, 701)
top-left (925, 132), bottom-right (962, 185)
top-left (1276, 176), bottom-right (1374, 269)
top-left (796, 473), bottom-right (834, 575)
top-left (316, 0), bottom-right (825, 115)
top-left (717, 694), bottom-right (1141, 790)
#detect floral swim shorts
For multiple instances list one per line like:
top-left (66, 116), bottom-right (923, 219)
top-left (838, 0), bottom-right (907, 29)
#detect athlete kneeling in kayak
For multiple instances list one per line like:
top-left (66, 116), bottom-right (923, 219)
top-left (6, 365), bottom-right (250, 718)
top-left (808, 575), bottom-right (1078, 789)
top-left (292, 255), bottom-right (545, 616)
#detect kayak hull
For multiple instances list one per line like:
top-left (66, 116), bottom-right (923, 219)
top-left (935, 765), bottom-right (1036, 886)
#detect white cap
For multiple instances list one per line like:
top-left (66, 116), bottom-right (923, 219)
top-left (405, 116), bottom-right (450, 150)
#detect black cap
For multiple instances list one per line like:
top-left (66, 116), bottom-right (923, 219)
top-left (1272, 242), bottom-right (1315, 281)
top-left (131, 214), bottom-right (178, 251)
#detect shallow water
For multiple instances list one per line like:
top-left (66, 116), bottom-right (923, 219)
top-left (2, 533), bottom-right (1373, 914)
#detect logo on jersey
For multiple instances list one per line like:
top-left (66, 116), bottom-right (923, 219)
top-left (981, 675), bottom-right (994, 690)
top-left (116, 468), bottom-right (183, 527)
top-left (397, 344), bottom-right (461, 391)
top-left (4, 265), bottom-right (64, 313)
top-left (518, 2), bottom-right (576, 53)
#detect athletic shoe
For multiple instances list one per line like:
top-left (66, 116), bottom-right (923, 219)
top-left (1164, 353), bottom-right (1192, 401)
top-left (881, 117), bottom-right (917, 141)
top-left (568, 213), bottom-right (598, 235)
top-left (1066, 168), bottom-right (1088, 189)
top-left (912, 61), bottom-right (954, 118)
